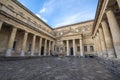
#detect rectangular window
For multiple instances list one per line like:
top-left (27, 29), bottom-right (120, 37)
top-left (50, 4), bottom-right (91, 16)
top-left (90, 46), bottom-right (94, 52)
top-left (84, 46), bottom-right (87, 52)
top-left (77, 46), bottom-right (80, 52)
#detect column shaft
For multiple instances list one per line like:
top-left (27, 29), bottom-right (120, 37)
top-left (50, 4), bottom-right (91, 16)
top-left (5, 27), bottom-right (17, 56)
top-left (66, 40), bottom-right (69, 56)
top-left (101, 20), bottom-right (115, 58)
top-left (48, 40), bottom-right (51, 56)
top-left (44, 39), bottom-right (47, 56)
top-left (97, 32), bottom-right (102, 57)
top-left (95, 36), bottom-right (98, 56)
top-left (73, 39), bottom-right (76, 56)
top-left (94, 36), bottom-right (98, 56)
top-left (20, 32), bottom-right (28, 56)
top-left (106, 9), bottom-right (120, 58)
top-left (99, 27), bottom-right (107, 57)
top-left (0, 21), bottom-right (3, 30)
top-left (52, 41), bottom-right (55, 55)
top-left (31, 35), bottom-right (36, 56)
top-left (80, 37), bottom-right (83, 56)
top-left (38, 37), bottom-right (42, 56)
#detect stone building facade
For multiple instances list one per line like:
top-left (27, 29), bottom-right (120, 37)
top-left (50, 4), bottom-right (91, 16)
top-left (54, 20), bottom-right (94, 56)
top-left (0, 0), bottom-right (55, 57)
top-left (0, 0), bottom-right (120, 60)
top-left (93, 0), bottom-right (120, 58)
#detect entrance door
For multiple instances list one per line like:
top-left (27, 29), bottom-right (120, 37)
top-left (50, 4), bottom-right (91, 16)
top-left (70, 47), bottom-right (73, 56)
top-left (41, 47), bottom-right (44, 55)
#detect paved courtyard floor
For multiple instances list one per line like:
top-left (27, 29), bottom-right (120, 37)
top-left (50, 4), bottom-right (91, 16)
top-left (0, 57), bottom-right (119, 80)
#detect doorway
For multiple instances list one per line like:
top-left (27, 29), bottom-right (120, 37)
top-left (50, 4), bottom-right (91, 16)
top-left (70, 47), bottom-right (73, 56)
top-left (41, 46), bottom-right (44, 55)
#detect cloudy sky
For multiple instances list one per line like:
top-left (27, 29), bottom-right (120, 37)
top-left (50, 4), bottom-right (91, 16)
top-left (18, 0), bottom-right (98, 28)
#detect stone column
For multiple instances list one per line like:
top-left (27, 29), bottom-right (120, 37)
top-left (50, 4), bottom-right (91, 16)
top-left (96, 32), bottom-right (102, 57)
top-left (79, 37), bottom-right (83, 57)
top-left (31, 35), bottom-right (36, 56)
top-left (101, 20), bottom-right (115, 58)
top-left (117, 0), bottom-right (120, 8)
top-left (66, 40), bottom-right (69, 56)
top-left (99, 27), bottom-right (107, 57)
top-left (44, 39), bottom-right (47, 56)
top-left (38, 37), bottom-right (42, 56)
top-left (20, 32), bottom-right (28, 56)
top-left (48, 40), bottom-right (51, 56)
top-left (5, 27), bottom-right (17, 56)
top-left (95, 36), bottom-right (98, 56)
top-left (52, 41), bottom-right (55, 55)
top-left (73, 39), bottom-right (76, 56)
top-left (94, 36), bottom-right (98, 56)
top-left (0, 21), bottom-right (3, 30)
top-left (106, 9), bottom-right (120, 58)
top-left (87, 45), bottom-right (90, 55)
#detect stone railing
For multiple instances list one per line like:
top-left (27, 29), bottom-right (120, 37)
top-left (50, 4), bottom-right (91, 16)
top-left (96, 57), bottom-right (120, 76)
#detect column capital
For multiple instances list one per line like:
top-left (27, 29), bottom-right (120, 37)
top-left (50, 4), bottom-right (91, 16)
top-left (117, 0), bottom-right (120, 8)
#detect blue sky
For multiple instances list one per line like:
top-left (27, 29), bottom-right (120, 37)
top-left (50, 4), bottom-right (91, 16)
top-left (18, 0), bottom-right (98, 28)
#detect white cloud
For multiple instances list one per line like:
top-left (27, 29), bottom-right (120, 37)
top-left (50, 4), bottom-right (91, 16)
top-left (40, 8), bottom-right (46, 13)
top-left (54, 13), bottom-right (82, 27)
top-left (35, 0), bottom-right (97, 27)
top-left (36, 14), bottom-right (47, 22)
top-left (54, 11), bottom-right (94, 27)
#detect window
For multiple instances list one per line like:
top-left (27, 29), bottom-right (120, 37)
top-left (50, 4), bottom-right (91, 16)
top-left (90, 46), bottom-right (94, 52)
top-left (84, 46), bottom-right (87, 52)
top-left (77, 46), bottom-right (80, 52)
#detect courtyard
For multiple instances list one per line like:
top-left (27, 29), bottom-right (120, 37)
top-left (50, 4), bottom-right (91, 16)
top-left (0, 57), bottom-right (119, 80)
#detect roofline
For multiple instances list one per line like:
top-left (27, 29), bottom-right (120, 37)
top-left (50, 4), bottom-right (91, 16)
top-left (12, 0), bottom-right (53, 30)
top-left (54, 19), bottom-right (94, 30)
top-left (92, 0), bottom-right (103, 34)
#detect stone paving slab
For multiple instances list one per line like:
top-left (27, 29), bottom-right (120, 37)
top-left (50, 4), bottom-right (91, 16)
top-left (0, 57), bottom-right (119, 80)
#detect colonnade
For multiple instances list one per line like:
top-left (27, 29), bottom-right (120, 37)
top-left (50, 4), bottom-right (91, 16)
top-left (94, 9), bottom-right (120, 58)
top-left (65, 36), bottom-right (83, 56)
top-left (0, 21), bottom-right (55, 57)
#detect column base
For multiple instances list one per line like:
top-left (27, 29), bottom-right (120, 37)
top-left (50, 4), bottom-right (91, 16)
top-left (97, 52), bottom-right (102, 57)
top-left (80, 52), bottom-right (83, 57)
top-left (38, 53), bottom-right (41, 56)
top-left (114, 45), bottom-right (120, 58)
top-left (5, 49), bottom-right (12, 56)
top-left (102, 51), bottom-right (108, 57)
top-left (31, 51), bottom-right (34, 56)
top-left (107, 48), bottom-right (115, 58)
top-left (44, 53), bottom-right (46, 56)
top-left (20, 50), bottom-right (25, 56)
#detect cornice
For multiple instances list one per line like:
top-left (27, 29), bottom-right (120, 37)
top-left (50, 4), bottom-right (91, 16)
top-left (54, 20), bottom-right (94, 30)
top-left (12, 0), bottom-right (53, 30)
